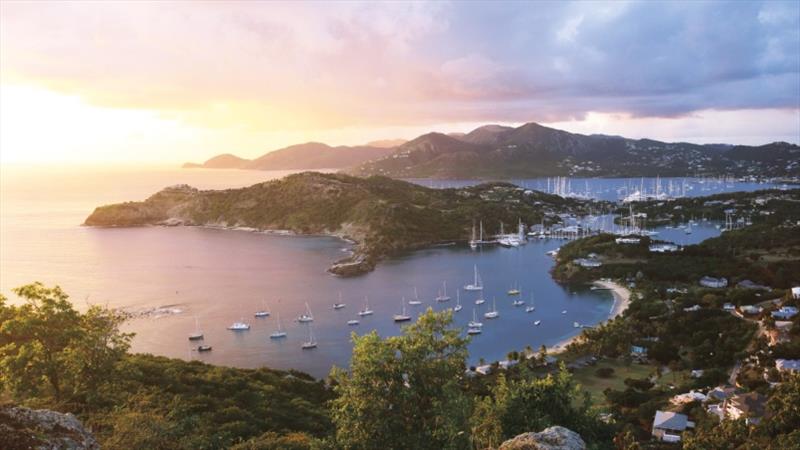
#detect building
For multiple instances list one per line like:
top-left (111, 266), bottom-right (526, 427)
top-left (740, 305), bottom-right (763, 315)
top-left (722, 303), bottom-right (735, 311)
top-left (771, 306), bottom-right (799, 320)
top-left (651, 411), bottom-right (693, 442)
top-left (725, 392), bottom-right (766, 425)
top-left (616, 237), bottom-right (641, 244)
top-left (768, 321), bottom-right (793, 346)
top-left (707, 386), bottom-right (737, 402)
top-left (792, 287), bottom-right (800, 299)
top-left (574, 258), bottom-right (602, 268)
top-left (700, 276), bottom-right (728, 288)
top-left (737, 279), bottom-right (769, 290)
top-left (650, 243), bottom-right (680, 253)
top-left (775, 359), bottom-right (800, 373)
top-left (683, 304), bottom-right (701, 312)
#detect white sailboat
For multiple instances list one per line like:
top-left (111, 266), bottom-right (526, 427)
top-left (301, 324), bottom-right (317, 349)
top-left (467, 327), bottom-right (482, 335)
top-left (454, 290), bottom-right (462, 312)
top-left (270, 313), bottom-right (287, 339)
top-left (525, 294), bottom-right (536, 313)
top-left (393, 297), bottom-right (411, 322)
top-left (469, 221), bottom-right (479, 250)
top-left (468, 308), bottom-right (483, 328)
top-left (358, 296), bottom-right (374, 316)
top-left (464, 265), bottom-right (483, 291)
top-left (507, 282), bottom-right (521, 296)
top-left (435, 281), bottom-right (451, 302)
top-left (347, 319), bottom-right (360, 326)
top-left (512, 299), bottom-right (525, 307)
top-left (333, 292), bottom-right (346, 310)
top-left (227, 317), bottom-right (250, 331)
top-left (254, 300), bottom-right (271, 318)
top-left (534, 320), bottom-right (541, 326)
top-left (484, 297), bottom-right (499, 319)
top-left (408, 287), bottom-right (422, 306)
top-left (188, 316), bottom-right (204, 340)
top-left (475, 295), bottom-right (486, 305)
top-left (297, 302), bottom-right (314, 323)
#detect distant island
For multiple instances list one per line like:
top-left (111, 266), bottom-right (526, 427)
top-left (182, 142), bottom-right (396, 170)
top-left (186, 122), bottom-right (799, 179)
top-left (84, 172), bottom-right (595, 276)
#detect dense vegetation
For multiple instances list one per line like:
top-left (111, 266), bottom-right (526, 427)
top-left (84, 172), bottom-right (597, 275)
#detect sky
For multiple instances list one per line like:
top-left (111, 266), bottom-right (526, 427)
top-left (1, 1), bottom-right (799, 164)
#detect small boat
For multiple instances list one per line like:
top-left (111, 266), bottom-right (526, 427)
top-left (561, 310), bottom-right (567, 315)
top-left (468, 308), bottom-right (483, 328)
top-left (333, 292), bottom-right (346, 310)
top-left (393, 297), bottom-right (412, 322)
top-left (270, 313), bottom-right (287, 339)
top-left (435, 281), bottom-right (451, 302)
top-left (197, 345), bottom-right (212, 352)
top-left (573, 321), bottom-right (581, 328)
top-left (467, 327), bottom-right (482, 335)
top-left (534, 320), bottom-right (541, 326)
top-left (474, 295), bottom-right (486, 305)
top-left (301, 324), bottom-right (317, 349)
top-left (484, 297), bottom-right (499, 319)
top-left (525, 306), bottom-right (535, 313)
top-left (507, 282), bottom-right (521, 296)
top-left (512, 300), bottom-right (525, 307)
top-left (227, 319), bottom-right (250, 331)
top-left (408, 287), bottom-right (422, 306)
top-left (358, 296), bottom-right (374, 316)
top-left (297, 302), bottom-right (314, 323)
top-left (347, 319), bottom-right (360, 326)
top-left (188, 316), bottom-right (204, 341)
top-left (254, 300), bottom-right (271, 318)
top-left (454, 291), bottom-right (462, 312)
top-left (464, 265), bottom-right (484, 291)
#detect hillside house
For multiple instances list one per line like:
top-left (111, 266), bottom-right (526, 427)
top-left (651, 411), bottom-right (693, 443)
top-left (699, 276), bottom-right (728, 288)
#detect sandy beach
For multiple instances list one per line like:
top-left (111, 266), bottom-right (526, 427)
top-left (545, 279), bottom-right (632, 354)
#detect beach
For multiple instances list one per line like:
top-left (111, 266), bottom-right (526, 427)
top-left (546, 279), bottom-right (632, 354)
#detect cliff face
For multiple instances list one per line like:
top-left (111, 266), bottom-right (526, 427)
top-left (0, 405), bottom-right (99, 450)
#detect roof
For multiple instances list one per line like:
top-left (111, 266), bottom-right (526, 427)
top-left (708, 386), bottom-right (737, 400)
top-left (653, 411), bottom-right (689, 431)
top-left (729, 392), bottom-right (766, 417)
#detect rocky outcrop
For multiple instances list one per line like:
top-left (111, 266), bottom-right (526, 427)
top-left (0, 405), bottom-right (99, 450)
top-left (499, 426), bottom-right (586, 450)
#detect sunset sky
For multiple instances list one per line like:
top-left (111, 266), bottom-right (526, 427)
top-left (1, 1), bottom-right (798, 164)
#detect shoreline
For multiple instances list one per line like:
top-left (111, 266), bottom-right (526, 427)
top-left (546, 279), bottom-right (631, 354)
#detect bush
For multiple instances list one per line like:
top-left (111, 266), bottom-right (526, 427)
top-left (595, 367), bottom-right (615, 378)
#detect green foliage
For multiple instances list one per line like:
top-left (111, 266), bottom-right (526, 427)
top-left (330, 309), bottom-right (471, 450)
top-left (0, 283), bottom-right (131, 406)
top-left (470, 363), bottom-right (613, 449)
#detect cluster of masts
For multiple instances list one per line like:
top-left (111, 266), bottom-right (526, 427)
top-left (188, 265), bottom-right (551, 352)
top-left (469, 219), bottom-right (528, 249)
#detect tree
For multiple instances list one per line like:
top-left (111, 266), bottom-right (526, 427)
top-left (329, 309), bottom-right (470, 450)
top-left (0, 282), bottom-right (132, 405)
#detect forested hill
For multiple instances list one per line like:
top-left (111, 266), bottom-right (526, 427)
top-left (350, 122), bottom-right (800, 179)
top-left (84, 172), bottom-right (595, 276)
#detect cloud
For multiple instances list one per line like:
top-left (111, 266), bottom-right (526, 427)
top-left (0, 0), bottom-right (798, 132)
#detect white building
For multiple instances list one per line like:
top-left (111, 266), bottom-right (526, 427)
top-left (652, 411), bottom-right (693, 442)
top-left (650, 243), bottom-right (680, 253)
top-left (699, 276), bottom-right (728, 288)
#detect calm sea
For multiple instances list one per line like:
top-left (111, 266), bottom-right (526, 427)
top-left (1, 165), bottom-right (743, 377)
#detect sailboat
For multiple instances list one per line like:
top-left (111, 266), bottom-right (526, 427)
top-left (393, 297), bottom-right (411, 322)
top-left (468, 308), bottom-right (483, 328)
top-left (227, 317), bottom-right (250, 331)
top-left (347, 319), bottom-right (360, 326)
top-left (408, 287), bottom-right (422, 306)
top-left (475, 294), bottom-right (486, 305)
top-left (297, 302), bottom-right (314, 323)
top-left (512, 299), bottom-right (525, 307)
top-left (534, 320), bottom-right (541, 326)
top-left (333, 292), bottom-right (346, 310)
top-left (469, 221), bottom-right (479, 250)
top-left (301, 324), bottom-right (317, 349)
top-left (464, 265), bottom-right (483, 291)
top-left (197, 345), bottom-right (212, 352)
top-left (270, 313), bottom-right (287, 339)
top-left (467, 326), bottom-right (482, 335)
top-left (188, 316), bottom-right (204, 340)
top-left (254, 300), bottom-right (271, 317)
top-left (435, 281), bottom-right (451, 302)
top-left (507, 282), bottom-right (521, 296)
top-left (358, 296), bottom-right (374, 316)
top-left (525, 294), bottom-right (536, 313)
top-left (454, 290), bottom-right (462, 312)
top-left (484, 297), bottom-right (499, 319)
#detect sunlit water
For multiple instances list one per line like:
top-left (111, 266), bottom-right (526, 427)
top-left (1, 166), bottom-right (739, 377)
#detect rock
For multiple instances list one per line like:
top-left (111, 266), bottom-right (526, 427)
top-left (499, 426), bottom-right (586, 450)
top-left (0, 405), bottom-right (99, 450)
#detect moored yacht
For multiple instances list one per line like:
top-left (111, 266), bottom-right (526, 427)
top-left (435, 281), bottom-right (451, 302)
top-left (254, 300), bottom-right (271, 318)
top-left (270, 313), bottom-right (287, 339)
top-left (393, 297), bottom-right (412, 322)
top-left (408, 287), bottom-right (422, 306)
top-left (464, 265), bottom-right (483, 291)
top-left (188, 316), bottom-right (204, 341)
top-left (333, 292), bottom-right (346, 310)
top-left (468, 308), bottom-right (483, 328)
top-left (454, 290), bottom-right (462, 312)
top-left (227, 319), bottom-right (250, 331)
top-left (297, 302), bottom-right (314, 323)
top-left (484, 297), bottom-right (499, 319)
top-left (301, 324), bottom-right (317, 349)
top-left (358, 296), bottom-right (374, 316)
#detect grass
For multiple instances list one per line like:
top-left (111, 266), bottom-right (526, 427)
top-left (571, 358), bottom-right (656, 408)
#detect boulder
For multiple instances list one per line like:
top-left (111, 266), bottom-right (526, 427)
top-left (0, 405), bottom-right (99, 450)
top-left (499, 426), bottom-right (586, 450)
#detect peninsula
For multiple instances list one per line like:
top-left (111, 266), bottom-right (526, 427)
top-left (84, 172), bottom-right (597, 276)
